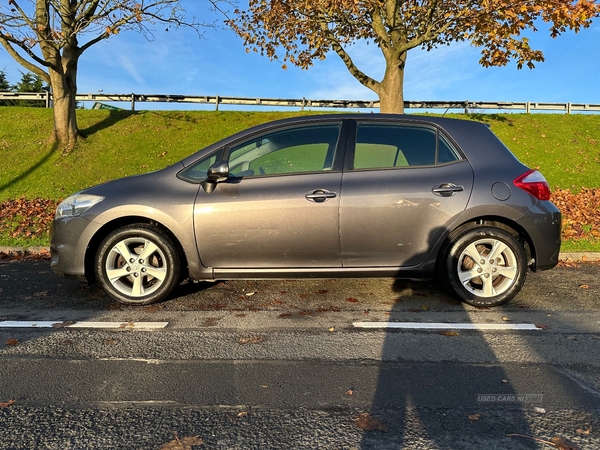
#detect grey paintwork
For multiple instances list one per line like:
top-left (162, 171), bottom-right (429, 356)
top-left (50, 114), bottom-right (561, 285)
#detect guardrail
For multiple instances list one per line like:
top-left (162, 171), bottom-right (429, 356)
top-left (1, 91), bottom-right (600, 113)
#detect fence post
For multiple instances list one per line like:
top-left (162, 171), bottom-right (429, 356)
top-left (215, 95), bottom-right (219, 111)
top-left (526, 102), bottom-right (530, 114)
top-left (567, 103), bottom-right (572, 114)
top-left (464, 100), bottom-right (469, 114)
top-left (131, 93), bottom-right (135, 111)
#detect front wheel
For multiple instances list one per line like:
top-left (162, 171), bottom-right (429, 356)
top-left (95, 225), bottom-right (181, 305)
top-left (441, 227), bottom-right (527, 307)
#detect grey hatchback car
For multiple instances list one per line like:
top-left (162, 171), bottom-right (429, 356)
top-left (50, 114), bottom-right (561, 307)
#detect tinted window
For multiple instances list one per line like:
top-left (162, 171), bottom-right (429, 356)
top-left (228, 124), bottom-right (341, 177)
top-left (353, 124), bottom-right (458, 169)
top-left (438, 135), bottom-right (460, 164)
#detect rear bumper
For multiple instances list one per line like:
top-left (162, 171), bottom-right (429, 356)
top-left (517, 201), bottom-right (561, 271)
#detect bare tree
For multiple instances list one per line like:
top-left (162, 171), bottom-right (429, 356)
top-left (0, 0), bottom-right (212, 150)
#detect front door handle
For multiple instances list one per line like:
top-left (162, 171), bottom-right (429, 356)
top-left (432, 183), bottom-right (464, 197)
top-left (305, 189), bottom-right (337, 203)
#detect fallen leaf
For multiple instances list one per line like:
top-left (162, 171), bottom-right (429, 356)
top-left (238, 336), bottom-right (264, 345)
top-left (52, 321), bottom-right (76, 328)
top-left (329, 327), bottom-right (335, 332)
top-left (575, 428), bottom-right (591, 435)
top-left (345, 389), bottom-right (354, 396)
top-left (159, 432), bottom-right (203, 450)
top-left (501, 379), bottom-right (508, 383)
top-left (346, 297), bottom-right (359, 303)
top-left (550, 436), bottom-right (580, 450)
top-left (534, 407), bottom-right (546, 413)
top-left (104, 339), bottom-right (119, 346)
top-left (439, 330), bottom-right (460, 336)
top-left (468, 413), bottom-right (482, 421)
top-left (245, 291), bottom-right (257, 297)
top-left (0, 399), bottom-right (15, 408)
top-left (353, 413), bottom-right (389, 432)
top-left (5, 339), bottom-right (19, 346)
top-left (237, 411), bottom-right (249, 418)
top-left (535, 324), bottom-right (551, 330)
top-left (502, 316), bottom-right (510, 321)
top-left (579, 284), bottom-right (589, 289)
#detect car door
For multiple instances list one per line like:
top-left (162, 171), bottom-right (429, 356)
top-left (339, 120), bottom-right (474, 267)
top-left (192, 121), bottom-right (346, 270)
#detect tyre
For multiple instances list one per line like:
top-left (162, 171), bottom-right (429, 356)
top-left (95, 225), bottom-right (181, 305)
top-left (441, 226), bottom-right (527, 307)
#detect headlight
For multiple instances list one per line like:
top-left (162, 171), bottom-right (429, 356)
top-left (55, 194), bottom-right (104, 219)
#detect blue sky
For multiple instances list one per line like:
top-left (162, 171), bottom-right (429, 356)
top-left (1, 1), bottom-right (599, 111)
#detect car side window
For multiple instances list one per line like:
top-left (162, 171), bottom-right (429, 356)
top-left (353, 123), bottom-right (459, 170)
top-left (228, 124), bottom-right (341, 177)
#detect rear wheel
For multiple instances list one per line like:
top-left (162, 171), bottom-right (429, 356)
top-left (442, 227), bottom-right (527, 307)
top-left (95, 225), bottom-right (181, 305)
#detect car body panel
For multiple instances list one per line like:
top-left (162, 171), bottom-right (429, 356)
top-left (339, 161), bottom-right (474, 267)
top-left (194, 172), bottom-right (343, 268)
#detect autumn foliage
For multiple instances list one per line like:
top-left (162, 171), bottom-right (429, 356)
top-left (229, 0), bottom-right (600, 113)
top-left (553, 188), bottom-right (600, 241)
top-left (0, 197), bottom-right (57, 240)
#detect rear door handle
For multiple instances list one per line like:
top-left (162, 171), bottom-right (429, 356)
top-left (432, 183), bottom-right (464, 197)
top-left (305, 189), bottom-right (337, 203)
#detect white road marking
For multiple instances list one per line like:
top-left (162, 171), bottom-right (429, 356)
top-left (0, 321), bottom-right (168, 329)
top-left (353, 322), bottom-right (540, 330)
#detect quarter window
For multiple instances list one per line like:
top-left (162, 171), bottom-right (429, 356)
top-left (353, 123), bottom-right (459, 169)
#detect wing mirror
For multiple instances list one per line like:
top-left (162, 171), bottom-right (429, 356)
top-left (201, 161), bottom-right (229, 194)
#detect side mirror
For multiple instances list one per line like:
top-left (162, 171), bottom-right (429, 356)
top-left (201, 161), bottom-right (229, 194)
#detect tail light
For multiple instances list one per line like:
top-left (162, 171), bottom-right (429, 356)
top-left (514, 169), bottom-right (551, 201)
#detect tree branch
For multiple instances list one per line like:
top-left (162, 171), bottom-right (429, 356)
top-left (0, 37), bottom-right (50, 82)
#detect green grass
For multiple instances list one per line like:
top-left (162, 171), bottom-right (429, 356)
top-left (450, 113), bottom-right (600, 191)
top-left (561, 239), bottom-right (600, 253)
top-left (1, 108), bottom-right (599, 250)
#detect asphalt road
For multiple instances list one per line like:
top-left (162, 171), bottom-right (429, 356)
top-left (0, 259), bottom-right (599, 449)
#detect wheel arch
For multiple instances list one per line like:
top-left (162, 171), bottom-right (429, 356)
top-left (84, 216), bottom-right (189, 284)
top-left (437, 216), bottom-right (535, 270)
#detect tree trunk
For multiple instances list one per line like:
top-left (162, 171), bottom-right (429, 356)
top-left (377, 52), bottom-right (407, 114)
top-left (49, 62), bottom-right (79, 151)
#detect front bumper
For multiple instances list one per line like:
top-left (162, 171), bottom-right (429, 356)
top-left (50, 216), bottom-right (102, 278)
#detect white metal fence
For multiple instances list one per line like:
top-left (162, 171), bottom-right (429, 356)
top-left (1, 91), bottom-right (600, 113)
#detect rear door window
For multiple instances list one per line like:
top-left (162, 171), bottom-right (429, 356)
top-left (352, 123), bottom-right (460, 169)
